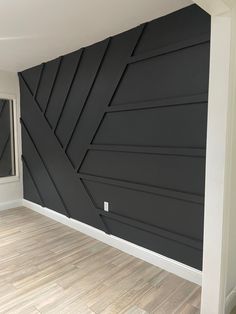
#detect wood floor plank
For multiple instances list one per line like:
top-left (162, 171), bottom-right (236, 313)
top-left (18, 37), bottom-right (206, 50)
top-left (175, 303), bottom-right (200, 314)
top-left (0, 207), bottom-right (201, 313)
top-left (123, 306), bottom-right (149, 314)
top-left (154, 281), bottom-right (199, 313)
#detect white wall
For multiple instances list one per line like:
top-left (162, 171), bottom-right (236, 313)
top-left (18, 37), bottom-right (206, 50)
top-left (0, 70), bottom-right (22, 208)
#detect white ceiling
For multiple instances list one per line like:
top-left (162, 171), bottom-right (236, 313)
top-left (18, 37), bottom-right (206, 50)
top-left (0, 0), bottom-right (192, 72)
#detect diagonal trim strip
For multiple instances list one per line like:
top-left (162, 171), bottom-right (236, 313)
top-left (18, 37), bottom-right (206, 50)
top-left (22, 155), bottom-right (46, 207)
top-left (20, 77), bottom-right (109, 231)
top-left (21, 119), bottom-right (70, 217)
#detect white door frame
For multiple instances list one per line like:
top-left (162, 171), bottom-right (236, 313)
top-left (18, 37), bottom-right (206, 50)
top-left (193, 1), bottom-right (236, 313)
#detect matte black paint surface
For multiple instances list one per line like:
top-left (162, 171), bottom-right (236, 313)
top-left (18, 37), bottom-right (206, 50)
top-left (0, 99), bottom-right (14, 177)
top-left (112, 43), bottom-right (210, 105)
top-left (83, 180), bottom-right (204, 241)
top-left (19, 4), bottom-right (210, 269)
top-left (93, 103), bottom-right (208, 148)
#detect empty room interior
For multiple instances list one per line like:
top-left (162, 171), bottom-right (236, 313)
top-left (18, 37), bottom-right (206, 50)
top-left (0, 0), bottom-right (236, 313)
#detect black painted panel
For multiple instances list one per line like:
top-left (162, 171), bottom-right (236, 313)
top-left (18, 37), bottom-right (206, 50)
top-left (20, 77), bottom-right (106, 229)
top-left (36, 58), bottom-right (61, 112)
top-left (93, 103), bottom-right (208, 148)
top-left (80, 150), bottom-right (205, 195)
top-left (112, 43), bottom-right (210, 106)
top-left (23, 163), bottom-right (44, 206)
top-left (66, 27), bottom-right (143, 169)
top-left (0, 101), bottom-right (10, 151)
top-left (0, 139), bottom-right (11, 177)
top-left (55, 40), bottom-right (108, 148)
top-left (45, 51), bottom-right (81, 129)
top-left (19, 4), bottom-right (210, 270)
top-left (103, 217), bottom-right (202, 269)
top-left (84, 180), bottom-right (204, 240)
top-left (21, 64), bottom-right (43, 95)
top-left (0, 99), bottom-right (4, 112)
top-left (0, 100), bottom-right (13, 177)
top-left (21, 127), bottom-right (67, 215)
top-left (134, 4), bottom-right (210, 55)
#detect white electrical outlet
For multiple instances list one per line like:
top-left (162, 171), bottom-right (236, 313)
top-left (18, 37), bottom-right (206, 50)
top-left (104, 201), bottom-right (109, 212)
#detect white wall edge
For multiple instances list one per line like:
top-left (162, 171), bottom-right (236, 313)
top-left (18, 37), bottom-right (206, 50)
top-left (225, 287), bottom-right (236, 314)
top-left (22, 199), bottom-right (202, 286)
top-left (0, 199), bottom-right (22, 211)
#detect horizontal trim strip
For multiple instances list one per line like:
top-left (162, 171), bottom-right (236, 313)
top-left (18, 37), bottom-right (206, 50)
top-left (129, 34), bottom-right (210, 64)
top-left (79, 173), bottom-right (204, 205)
top-left (98, 208), bottom-right (202, 251)
top-left (88, 144), bottom-right (206, 157)
top-left (108, 93), bottom-right (208, 113)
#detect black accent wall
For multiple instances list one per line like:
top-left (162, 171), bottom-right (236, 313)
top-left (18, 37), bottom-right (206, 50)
top-left (19, 4), bottom-right (210, 270)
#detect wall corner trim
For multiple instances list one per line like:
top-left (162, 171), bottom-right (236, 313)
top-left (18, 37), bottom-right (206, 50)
top-left (225, 287), bottom-right (236, 314)
top-left (0, 199), bottom-right (22, 211)
top-left (22, 199), bottom-right (202, 285)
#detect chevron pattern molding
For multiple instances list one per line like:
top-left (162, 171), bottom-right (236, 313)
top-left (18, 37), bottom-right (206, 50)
top-left (19, 4), bottom-right (210, 270)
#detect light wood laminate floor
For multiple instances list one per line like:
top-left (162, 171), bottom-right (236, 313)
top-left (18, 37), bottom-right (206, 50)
top-left (0, 207), bottom-right (201, 314)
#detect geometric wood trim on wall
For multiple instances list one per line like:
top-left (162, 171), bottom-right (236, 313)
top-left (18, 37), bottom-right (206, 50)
top-left (19, 4), bottom-right (211, 270)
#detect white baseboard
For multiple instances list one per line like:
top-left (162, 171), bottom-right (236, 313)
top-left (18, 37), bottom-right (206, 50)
top-left (0, 199), bottom-right (22, 211)
top-left (225, 287), bottom-right (236, 314)
top-left (22, 199), bottom-right (202, 285)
